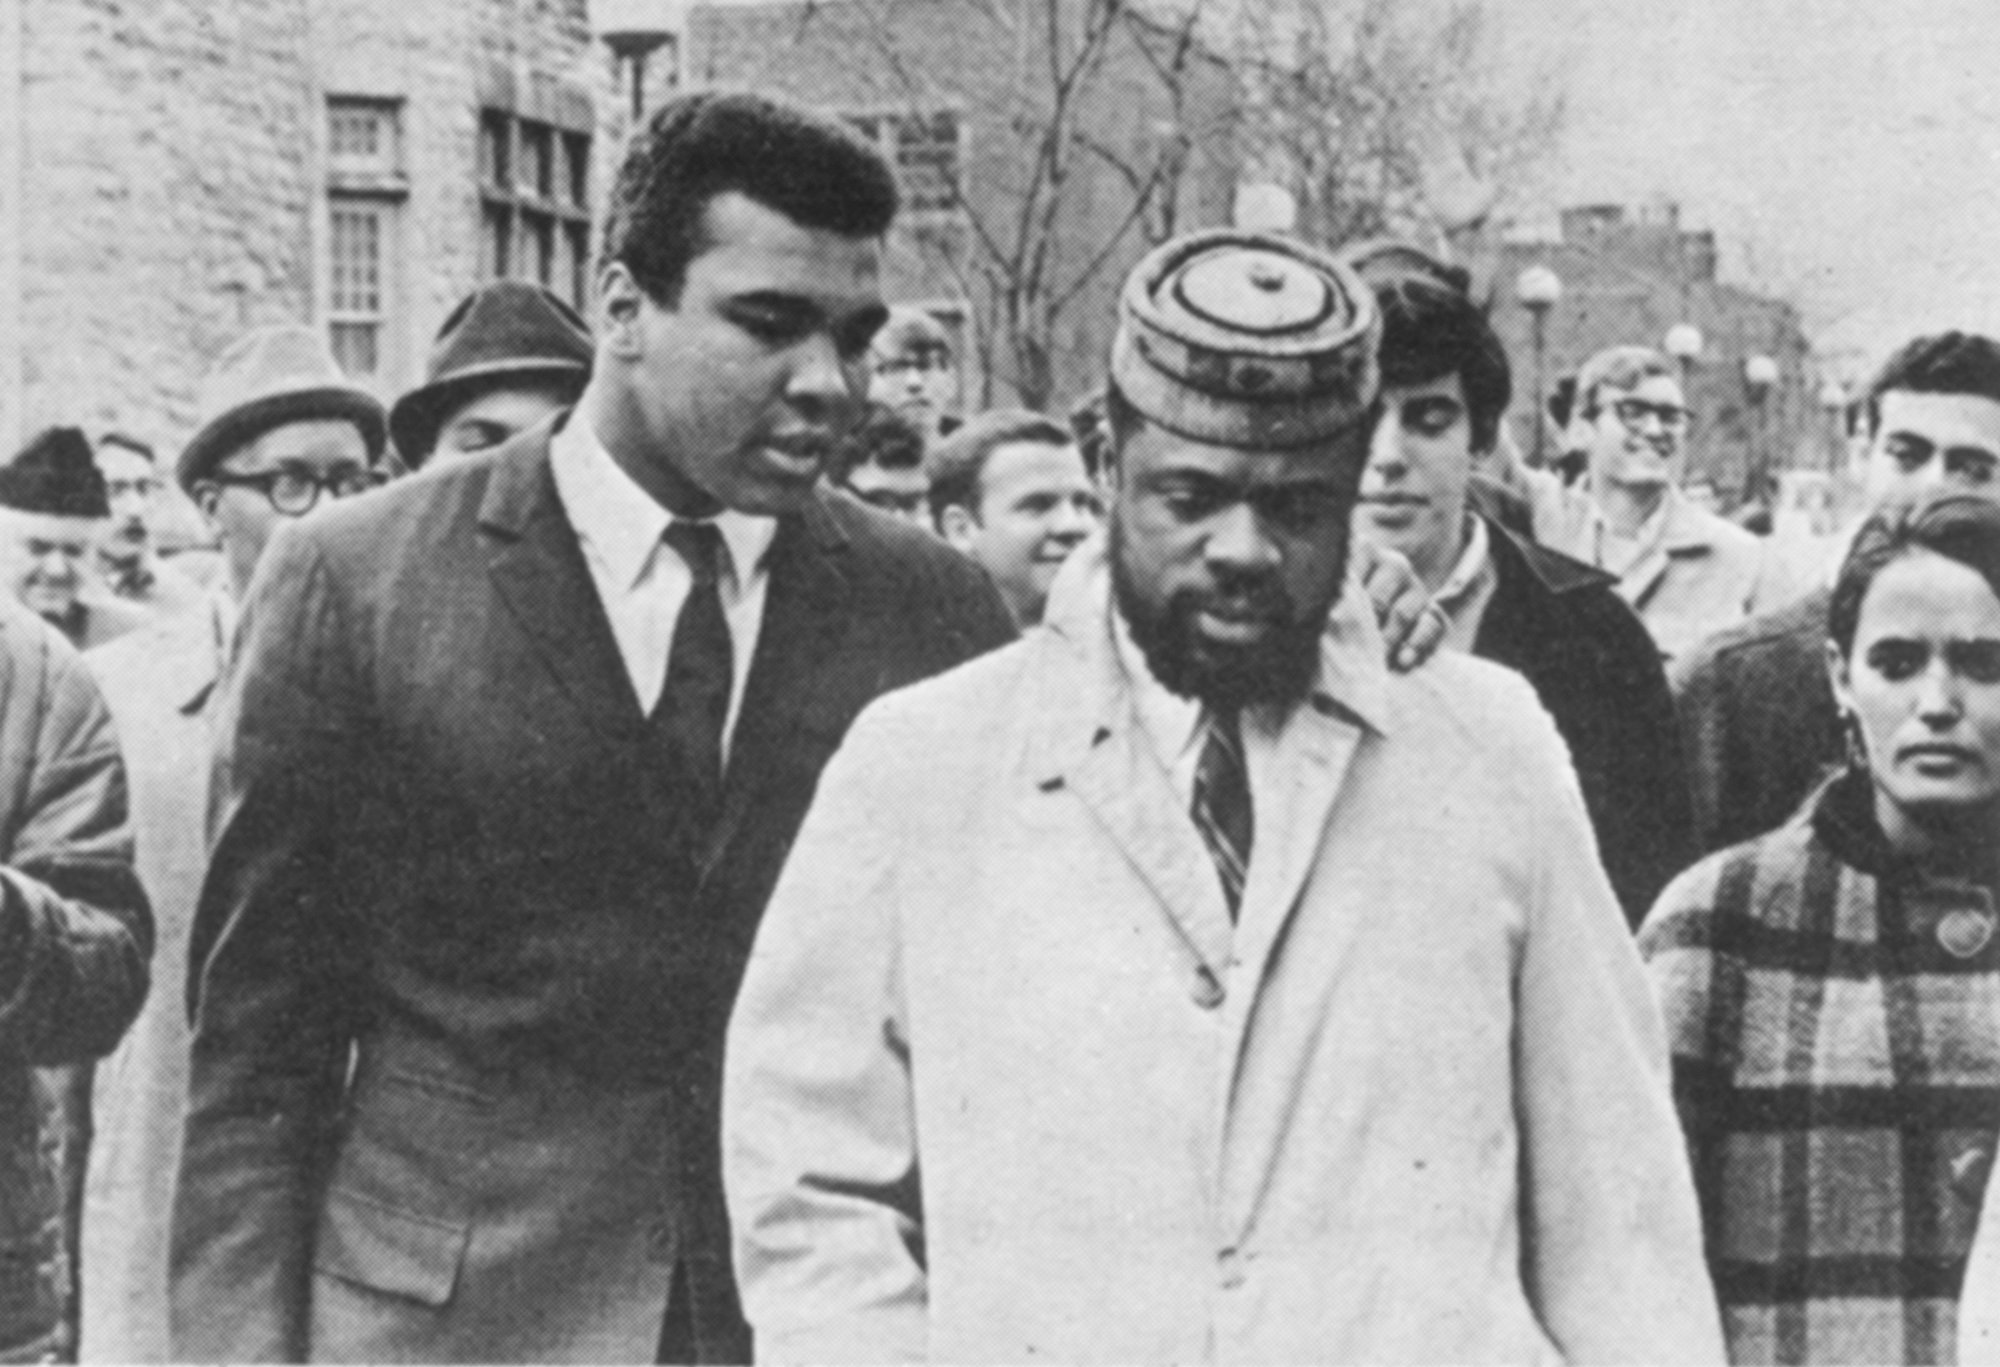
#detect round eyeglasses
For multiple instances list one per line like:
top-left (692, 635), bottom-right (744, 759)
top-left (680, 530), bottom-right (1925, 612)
top-left (207, 467), bottom-right (382, 515)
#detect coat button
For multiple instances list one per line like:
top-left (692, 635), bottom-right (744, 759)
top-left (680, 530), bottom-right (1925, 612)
top-left (1191, 965), bottom-right (1225, 1010)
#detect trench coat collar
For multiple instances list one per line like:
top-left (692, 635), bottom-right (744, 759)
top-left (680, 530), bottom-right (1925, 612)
top-left (1030, 535), bottom-right (1388, 982)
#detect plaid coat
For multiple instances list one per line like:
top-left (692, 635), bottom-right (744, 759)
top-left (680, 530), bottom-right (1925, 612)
top-left (1640, 768), bottom-right (2000, 1365)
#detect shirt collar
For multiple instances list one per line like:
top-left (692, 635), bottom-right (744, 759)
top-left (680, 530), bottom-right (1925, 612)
top-left (1433, 514), bottom-right (1492, 613)
top-left (550, 413), bottom-right (779, 589)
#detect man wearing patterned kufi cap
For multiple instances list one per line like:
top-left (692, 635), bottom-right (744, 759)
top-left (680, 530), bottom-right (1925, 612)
top-left (723, 229), bottom-right (1726, 1364)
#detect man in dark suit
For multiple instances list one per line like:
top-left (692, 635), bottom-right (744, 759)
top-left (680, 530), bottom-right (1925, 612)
top-left (169, 92), bottom-right (1016, 1364)
top-left (1345, 244), bottom-right (1696, 924)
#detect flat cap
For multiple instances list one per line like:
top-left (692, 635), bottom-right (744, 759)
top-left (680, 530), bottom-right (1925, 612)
top-left (1111, 229), bottom-right (1379, 450)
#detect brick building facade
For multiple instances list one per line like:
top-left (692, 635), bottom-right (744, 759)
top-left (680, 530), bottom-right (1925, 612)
top-left (0, 0), bottom-right (621, 459)
top-left (1481, 203), bottom-right (1814, 502)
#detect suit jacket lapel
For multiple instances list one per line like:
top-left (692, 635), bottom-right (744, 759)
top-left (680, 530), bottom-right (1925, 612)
top-left (480, 434), bottom-right (646, 746)
top-left (700, 495), bottom-right (852, 878)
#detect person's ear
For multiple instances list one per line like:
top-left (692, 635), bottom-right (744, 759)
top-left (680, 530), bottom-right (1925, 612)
top-left (190, 482), bottom-right (222, 526)
top-left (597, 263), bottom-right (648, 361)
top-left (938, 503), bottom-right (978, 552)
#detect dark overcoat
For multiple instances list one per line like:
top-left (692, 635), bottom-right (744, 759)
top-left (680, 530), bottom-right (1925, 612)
top-left (1472, 518), bottom-right (1697, 924)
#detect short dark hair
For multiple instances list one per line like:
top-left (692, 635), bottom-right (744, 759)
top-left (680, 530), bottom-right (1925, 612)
top-left (926, 408), bottom-right (1076, 524)
top-left (828, 402), bottom-right (926, 485)
top-left (1829, 490), bottom-right (2000, 656)
top-left (1862, 331), bottom-right (2000, 435)
top-left (600, 91), bottom-right (899, 305)
top-left (1370, 276), bottom-right (1511, 454)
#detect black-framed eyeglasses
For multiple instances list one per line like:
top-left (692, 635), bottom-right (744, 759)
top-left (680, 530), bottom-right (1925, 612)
top-left (1604, 397), bottom-right (1692, 433)
top-left (207, 467), bottom-right (381, 515)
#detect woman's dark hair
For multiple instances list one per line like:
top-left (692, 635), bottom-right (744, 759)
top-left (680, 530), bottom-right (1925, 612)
top-left (1829, 490), bottom-right (2000, 655)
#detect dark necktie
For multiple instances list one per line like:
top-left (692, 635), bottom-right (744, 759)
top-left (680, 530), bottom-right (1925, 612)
top-left (656, 521), bottom-right (734, 842)
top-left (1192, 707), bottom-right (1253, 920)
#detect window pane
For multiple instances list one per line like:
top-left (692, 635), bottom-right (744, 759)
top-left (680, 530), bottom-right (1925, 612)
top-left (565, 223), bottom-right (590, 308)
top-left (483, 203), bottom-right (511, 279)
top-left (521, 124), bottom-right (553, 199)
top-left (330, 206), bottom-right (382, 313)
top-left (520, 212), bottom-right (555, 285)
top-left (330, 321), bottom-right (378, 377)
top-left (330, 106), bottom-right (381, 161)
top-left (896, 111), bottom-right (959, 212)
top-left (562, 132), bottom-right (590, 208)
top-left (480, 111), bottom-right (511, 191)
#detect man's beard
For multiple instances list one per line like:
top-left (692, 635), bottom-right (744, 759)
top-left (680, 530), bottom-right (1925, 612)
top-left (1110, 522), bottom-right (1340, 713)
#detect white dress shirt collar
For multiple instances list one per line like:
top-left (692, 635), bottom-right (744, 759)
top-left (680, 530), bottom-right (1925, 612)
top-left (549, 414), bottom-right (779, 591)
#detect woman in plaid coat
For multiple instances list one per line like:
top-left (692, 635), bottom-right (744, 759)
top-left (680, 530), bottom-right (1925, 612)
top-left (1642, 489), bottom-right (2000, 1365)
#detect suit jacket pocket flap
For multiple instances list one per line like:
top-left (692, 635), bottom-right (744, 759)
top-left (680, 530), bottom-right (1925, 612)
top-left (314, 1187), bottom-right (469, 1308)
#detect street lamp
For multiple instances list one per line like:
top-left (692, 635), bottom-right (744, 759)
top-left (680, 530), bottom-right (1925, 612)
top-left (1663, 323), bottom-right (1703, 395)
top-left (1743, 353), bottom-right (1778, 504)
top-left (592, 0), bottom-right (684, 123)
top-left (1515, 264), bottom-right (1561, 466)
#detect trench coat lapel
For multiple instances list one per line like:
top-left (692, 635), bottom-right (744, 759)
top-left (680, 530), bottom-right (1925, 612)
top-left (700, 493), bottom-right (853, 879)
top-left (1032, 549), bottom-right (1234, 978)
top-left (479, 433), bottom-right (647, 746)
top-left (1229, 597), bottom-right (1386, 1011)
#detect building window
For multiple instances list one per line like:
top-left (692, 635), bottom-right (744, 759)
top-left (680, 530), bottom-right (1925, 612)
top-left (325, 97), bottom-right (407, 381)
top-left (329, 203), bottom-right (387, 377)
top-left (481, 108), bottom-right (591, 309)
top-left (844, 109), bottom-right (963, 214)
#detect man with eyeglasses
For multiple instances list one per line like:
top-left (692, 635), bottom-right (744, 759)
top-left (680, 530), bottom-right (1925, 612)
top-left (179, 327), bottom-right (386, 604)
top-left (91, 432), bottom-right (213, 619)
top-left (75, 324), bottom-right (384, 1364)
top-left (868, 305), bottom-right (960, 445)
top-left (1531, 344), bottom-right (1766, 663)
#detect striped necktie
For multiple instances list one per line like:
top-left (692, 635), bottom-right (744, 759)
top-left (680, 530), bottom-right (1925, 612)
top-left (1192, 707), bottom-right (1253, 920)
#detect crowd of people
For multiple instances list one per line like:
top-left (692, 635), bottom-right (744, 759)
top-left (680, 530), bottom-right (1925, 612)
top-left (2, 87), bottom-right (1999, 1366)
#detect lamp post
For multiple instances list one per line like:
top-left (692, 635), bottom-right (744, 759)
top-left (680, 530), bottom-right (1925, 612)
top-left (1743, 353), bottom-right (1778, 505)
top-left (1818, 378), bottom-right (1848, 474)
top-left (592, 0), bottom-right (683, 123)
top-left (1514, 264), bottom-right (1561, 466)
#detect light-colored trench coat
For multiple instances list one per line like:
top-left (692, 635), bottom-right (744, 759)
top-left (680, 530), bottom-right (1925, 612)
top-left (723, 537), bottom-right (1726, 1365)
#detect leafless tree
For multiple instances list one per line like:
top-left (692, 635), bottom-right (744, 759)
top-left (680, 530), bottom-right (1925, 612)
top-left (1234, 0), bottom-right (1565, 251)
top-left (853, 0), bottom-right (1236, 411)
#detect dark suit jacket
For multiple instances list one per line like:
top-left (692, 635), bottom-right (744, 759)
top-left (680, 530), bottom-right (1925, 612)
top-left (169, 426), bottom-right (1015, 1364)
top-left (1668, 584), bottom-right (1838, 857)
top-left (1473, 518), bottom-right (1697, 926)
